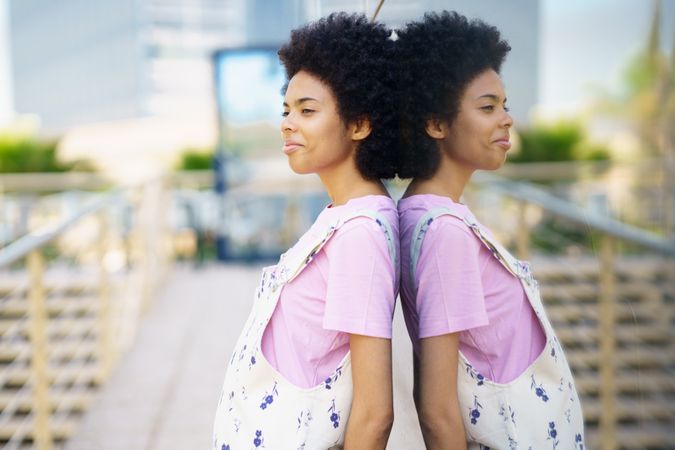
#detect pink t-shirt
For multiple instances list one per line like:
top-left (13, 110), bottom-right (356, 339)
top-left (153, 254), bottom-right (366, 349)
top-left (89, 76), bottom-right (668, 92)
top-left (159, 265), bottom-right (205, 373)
top-left (398, 194), bottom-right (545, 383)
top-left (261, 195), bottom-right (399, 388)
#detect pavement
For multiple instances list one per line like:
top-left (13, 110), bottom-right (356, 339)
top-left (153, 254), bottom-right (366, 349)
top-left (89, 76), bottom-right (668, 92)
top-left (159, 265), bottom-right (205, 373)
top-left (65, 264), bottom-right (425, 450)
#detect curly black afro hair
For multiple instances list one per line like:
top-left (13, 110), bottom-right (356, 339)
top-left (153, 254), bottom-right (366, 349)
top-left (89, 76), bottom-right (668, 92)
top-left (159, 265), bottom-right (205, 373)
top-left (278, 12), bottom-right (397, 180)
top-left (395, 11), bottom-right (511, 179)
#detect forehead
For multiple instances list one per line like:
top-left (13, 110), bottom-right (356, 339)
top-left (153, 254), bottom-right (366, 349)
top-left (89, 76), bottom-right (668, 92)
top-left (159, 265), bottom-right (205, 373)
top-left (284, 70), bottom-right (333, 101)
top-left (464, 69), bottom-right (506, 99)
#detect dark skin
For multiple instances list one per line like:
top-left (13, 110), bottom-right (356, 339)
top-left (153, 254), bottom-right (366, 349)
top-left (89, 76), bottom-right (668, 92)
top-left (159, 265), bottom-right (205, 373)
top-left (282, 70), bottom-right (393, 449)
top-left (404, 69), bottom-right (513, 449)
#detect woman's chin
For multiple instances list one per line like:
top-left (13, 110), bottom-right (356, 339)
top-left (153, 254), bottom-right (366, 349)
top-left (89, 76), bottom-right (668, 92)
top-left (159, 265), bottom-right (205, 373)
top-left (287, 159), bottom-right (313, 175)
top-left (486, 156), bottom-right (507, 171)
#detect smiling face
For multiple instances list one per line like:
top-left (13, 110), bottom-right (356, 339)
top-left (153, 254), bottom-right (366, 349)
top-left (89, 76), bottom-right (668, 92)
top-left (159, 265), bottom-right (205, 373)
top-left (436, 69), bottom-right (513, 172)
top-left (281, 70), bottom-right (362, 176)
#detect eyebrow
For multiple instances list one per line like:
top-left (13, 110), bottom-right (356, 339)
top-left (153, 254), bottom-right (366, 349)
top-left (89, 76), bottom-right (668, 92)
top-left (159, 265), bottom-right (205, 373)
top-left (282, 97), bottom-right (320, 107)
top-left (475, 94), bottom-right (507, 103)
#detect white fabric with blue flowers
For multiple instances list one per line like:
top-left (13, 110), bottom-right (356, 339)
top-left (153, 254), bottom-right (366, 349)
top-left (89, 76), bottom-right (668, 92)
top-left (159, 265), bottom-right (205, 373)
top-left (410, 206), bottom-right (585, 450)
top-left (213, 209), bottom-right (397, 450)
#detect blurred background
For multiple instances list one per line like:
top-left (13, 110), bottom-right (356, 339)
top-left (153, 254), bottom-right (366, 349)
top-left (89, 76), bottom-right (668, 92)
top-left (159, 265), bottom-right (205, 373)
top-left (0, 0), bottom-right (673, 449)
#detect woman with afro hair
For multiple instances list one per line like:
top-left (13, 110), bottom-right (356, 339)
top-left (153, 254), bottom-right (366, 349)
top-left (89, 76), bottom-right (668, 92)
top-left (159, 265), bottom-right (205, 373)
top-left (213, 13), bottom-right (398, 450)
top-left (396, 11), bottom-right (585, 449)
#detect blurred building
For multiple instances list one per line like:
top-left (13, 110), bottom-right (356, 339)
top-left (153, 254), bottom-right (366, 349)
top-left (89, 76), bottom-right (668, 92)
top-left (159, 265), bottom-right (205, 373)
top-left (0, 0), bottom-right (13, 125)
top-left (8, 0), bottom-right (539, 134)
top-left (8, 0), bottom-right (247, 132)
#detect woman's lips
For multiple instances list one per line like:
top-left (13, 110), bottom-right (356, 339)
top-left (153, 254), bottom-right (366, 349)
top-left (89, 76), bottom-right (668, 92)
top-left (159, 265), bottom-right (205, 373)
top-left (493, 139), bottom-right (511, 150)
top-left (282, 143), bottom-right (303, 154)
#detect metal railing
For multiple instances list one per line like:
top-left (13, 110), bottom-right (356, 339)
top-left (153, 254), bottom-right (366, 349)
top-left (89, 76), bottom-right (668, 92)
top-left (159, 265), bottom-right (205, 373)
top-left (468, 173), bottom-right (675, 450)
top-left (1, 165), bottom-right (673, 449)
top-left (0, 176), bottom-right (171, 449)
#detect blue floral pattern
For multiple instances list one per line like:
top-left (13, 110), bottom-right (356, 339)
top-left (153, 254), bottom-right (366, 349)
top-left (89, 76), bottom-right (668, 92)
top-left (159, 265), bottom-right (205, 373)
top-left (515, 260), bottom-right (538, 288)
top-left (469, 395), bottom-right (483, 425)
top-left (226, 391), bottom-right (234, 412)
top-left (253, 429), bottom-right (264, 447)
top-left (499, 404), bottom-right (516, 425)
top-left (214, 213), bottom-right (398, 449)
top-left (465, 363), bottom-right (485, 386)
top-left (531, 375), bottom-right (550, 402)
top-left (404, 207), bottom-right (586, 450)
top-left (259, 381), bottom-right (279, 410)
top-left (547, 421), bottom-right (559, 449)
top-left (296, 409), bottom-right (313, 431)
top-left (575, 433), bottom-right (584, 449)
top-left (323, 365), bottom-right (343, 390)
top-left (237, 344), bottom-right (247, 366)
top-left (327, 399), bottom-right (341, 429)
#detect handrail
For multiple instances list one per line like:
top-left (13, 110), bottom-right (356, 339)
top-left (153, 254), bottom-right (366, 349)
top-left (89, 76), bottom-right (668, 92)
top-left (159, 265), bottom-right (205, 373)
top-left (0, 171), bottom-right (113, 192)
top-left (497, 158), bottom-right (661, 181)
top-left (473, 172), bottom-right (675, 257)
top-left (0, 175), bottom-right (171, 449)
top-left (0, 190), bottom-right (124, 268)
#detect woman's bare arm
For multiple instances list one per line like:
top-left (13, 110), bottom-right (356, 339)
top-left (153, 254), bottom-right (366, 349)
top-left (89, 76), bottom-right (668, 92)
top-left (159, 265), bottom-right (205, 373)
top-left (417, 333), bottom-right (467, 450)
top-left (343, 334), bottom-right (394, 450)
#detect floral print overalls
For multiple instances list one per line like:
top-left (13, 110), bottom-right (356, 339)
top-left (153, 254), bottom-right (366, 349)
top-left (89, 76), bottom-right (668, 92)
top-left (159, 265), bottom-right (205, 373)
top-left (410, 206), bottom-right (585, 450)
top-left (213, 209), bottom-right (397, 450)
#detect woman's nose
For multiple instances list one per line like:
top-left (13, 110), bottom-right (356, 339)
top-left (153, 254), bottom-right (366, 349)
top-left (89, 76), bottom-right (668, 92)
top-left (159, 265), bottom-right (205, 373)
top-left (281, 114), bottom-right (296, 133)
top-left (502, 110), bottom-right (513, 128)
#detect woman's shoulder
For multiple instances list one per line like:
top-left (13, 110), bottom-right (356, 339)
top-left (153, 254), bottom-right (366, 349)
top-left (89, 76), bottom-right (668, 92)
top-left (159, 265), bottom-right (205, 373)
top-left (332, 195), bottom-right (398, 233)
top-left (399, 194), bottom-right (473, 224)
top-left (330, 214), bottom-right (395, 247)
top-left (323, 210), bottom-right (398, 265)
top-left (422, 214), bottom-right (480, 248)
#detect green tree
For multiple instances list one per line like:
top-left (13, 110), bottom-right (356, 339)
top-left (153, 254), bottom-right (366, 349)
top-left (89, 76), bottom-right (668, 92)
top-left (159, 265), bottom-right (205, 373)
top-left (596, 0), bottom-right (673, 156)
top-left (510, 121), bottom-right (609, 163)
top-left (0, 135), bottom-right (93, 173)
top-left (175, 147), bottom-right (215, 170)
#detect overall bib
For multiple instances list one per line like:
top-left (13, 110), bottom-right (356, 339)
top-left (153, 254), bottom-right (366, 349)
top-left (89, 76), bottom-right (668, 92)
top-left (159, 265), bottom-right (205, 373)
top-left (213, 209), bottom-right (397, 450)
top-left (410, 206), bottom-right (585, 450)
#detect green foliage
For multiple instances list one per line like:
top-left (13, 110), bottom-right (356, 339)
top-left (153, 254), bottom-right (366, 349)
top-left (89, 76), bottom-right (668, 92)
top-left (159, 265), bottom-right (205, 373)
top-left (622, 52), bottom-right (662, 97)
top-left (510, 121), bottom-right (610, 163)
top-left (0, 135), bottom-right (92, 173)
top-left (592, 2), bottom-right (672, 157)
top-left (576, 144), bottom-right (611, 162)
top-left (529, 216), bottom-right (595, 254)
top-left (176, 148), bottom-right (215, 170)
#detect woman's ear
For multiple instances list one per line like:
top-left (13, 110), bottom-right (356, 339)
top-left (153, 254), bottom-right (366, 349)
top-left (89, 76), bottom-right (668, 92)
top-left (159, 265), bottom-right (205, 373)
top-left (349, 117), bottom-right (372, 141)
top-left (424, 118), bottom-right (447, 139)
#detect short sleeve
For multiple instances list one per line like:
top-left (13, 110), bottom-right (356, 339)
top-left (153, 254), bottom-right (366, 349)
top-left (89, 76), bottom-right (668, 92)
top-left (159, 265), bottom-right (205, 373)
top-left (322, 218), bottom-right (397, 338)
top-left (415, 216), bottom-right (489, 338)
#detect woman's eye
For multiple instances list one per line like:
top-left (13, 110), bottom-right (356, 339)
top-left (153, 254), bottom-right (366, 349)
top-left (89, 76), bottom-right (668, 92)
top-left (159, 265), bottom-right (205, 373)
top-left (281, 111), bottom-right (289, 117)
top-left (504, 106), bottom-right (510, 112)
top-left (481, 105), bottom-right (495, 112)
top-left (301, 108), bottom-right (315, 114)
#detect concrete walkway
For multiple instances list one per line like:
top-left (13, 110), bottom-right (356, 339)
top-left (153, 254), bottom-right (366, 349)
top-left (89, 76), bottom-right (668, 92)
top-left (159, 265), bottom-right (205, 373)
top-left (65, 264), bottom-right (424, 450)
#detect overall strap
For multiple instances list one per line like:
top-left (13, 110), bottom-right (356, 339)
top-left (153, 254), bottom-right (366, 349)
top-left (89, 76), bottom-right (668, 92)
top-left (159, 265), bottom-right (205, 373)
top-left (283, 208), bottom-right (398, 285)
top-left (410, 207), bottom-right (523, 286)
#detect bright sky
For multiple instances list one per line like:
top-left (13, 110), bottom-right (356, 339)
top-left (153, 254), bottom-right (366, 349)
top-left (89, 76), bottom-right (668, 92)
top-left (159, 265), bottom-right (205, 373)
top-left (0, 0), bottom-right (672, 126)
top-left (0, 0), bottom-right (13, 125)
top-left (539, 0), bottom-right (674, 117)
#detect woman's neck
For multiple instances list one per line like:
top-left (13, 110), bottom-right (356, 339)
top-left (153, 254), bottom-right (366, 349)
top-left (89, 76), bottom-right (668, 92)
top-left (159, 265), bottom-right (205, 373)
top-left (319, 160), bottom-right (388, 207)
top-left (403, 154), bottom-right (474, 203)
